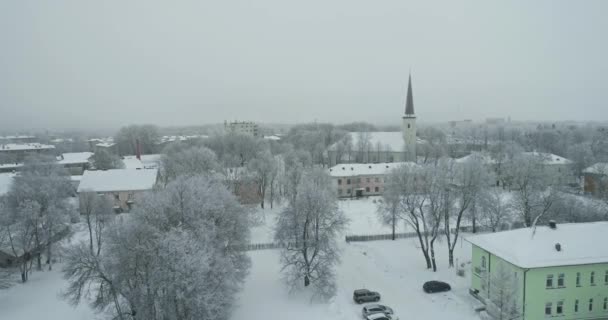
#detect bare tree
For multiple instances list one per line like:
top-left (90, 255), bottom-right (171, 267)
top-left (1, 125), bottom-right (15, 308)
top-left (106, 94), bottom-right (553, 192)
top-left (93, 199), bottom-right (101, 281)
top-left (247, 150), bottom-right (276, 209)
top-left (79, 192), bottom-right (113, 256)
top-left (275, 168), bottom-right (347, 300)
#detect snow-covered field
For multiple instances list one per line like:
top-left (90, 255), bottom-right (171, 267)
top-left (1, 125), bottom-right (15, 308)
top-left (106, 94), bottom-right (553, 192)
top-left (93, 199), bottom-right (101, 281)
top-left (0, 196), bottom-right (478, 320)
top-left (233, 239), bottom-right (479, 320)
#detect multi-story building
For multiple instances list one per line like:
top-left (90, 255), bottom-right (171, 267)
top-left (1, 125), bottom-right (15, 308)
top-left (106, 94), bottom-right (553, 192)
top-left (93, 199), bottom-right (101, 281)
top-left (224, 121), bottom-right (259, 137)
top-left (466, 221), bottom-right (608, 320)
top-left (0, 143), bottom-right (55, 162)
top-left (583, 163), bottom-right (608, 196)
top-left (328, 162), bottom-right (416, 198)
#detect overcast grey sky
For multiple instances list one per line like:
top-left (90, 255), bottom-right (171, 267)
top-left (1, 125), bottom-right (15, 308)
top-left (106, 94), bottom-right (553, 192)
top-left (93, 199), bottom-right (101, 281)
top-left (1, 0), bottom-right (607, 131)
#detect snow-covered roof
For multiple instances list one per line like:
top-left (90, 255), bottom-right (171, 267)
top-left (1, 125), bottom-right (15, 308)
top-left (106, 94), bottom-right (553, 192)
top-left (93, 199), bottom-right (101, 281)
top-left (57, 152), bottom-right (93, 165)
top-left (95, 142), bottom-right (116, 148)
top-left (522, 152), bottom-right (573, 165)
top-left (77, 169), bottom-right (158, 193)
top-left (0, 173), bottom-right (15, 195)
top-left (0, 143), bottom-right (55, 151)
top-left (466, 222), bottom-right (608, 268)
top-left (0, 162), bottom-right (23, 170)
top-left (329, 162), bottom-right (417, 177)
top-left (263, 135), bottom-right (281, 141)
top-left (158, 135), bottom-right (208, 144)
top-left (0, 135), bottom-right (35, 140)
top-left (455, 152), bottom-right (497, 165)
top-left (122, 154), bottom-right (161, 169)
top-left (583, 163), bottom-right (608, 175)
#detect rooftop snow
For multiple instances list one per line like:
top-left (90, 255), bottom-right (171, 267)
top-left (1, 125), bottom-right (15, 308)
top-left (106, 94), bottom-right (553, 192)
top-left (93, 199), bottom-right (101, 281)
top-left (328, 162), bottom-right (417, 177)
top-left (0, 135), bottom-right (35, 140)
top-left (0, 143), bottom-right (55, 151)
top-left (522, 152), bottom-right (573, 165)
top-left (583, 163), bottom-right (608, 175)
top-left (77, 169), bottom-right (158, 193)
top-left (263, 135), bottom-right (281, 141)
top-left (0, 173), bottom-right (15, 195)
top-left (122, 154), bottom-right (161, 169)
top-left (95, 142), bottom-right (115, 148)
top-left (57, 152), bottom-right (93, 165)
top-left (466, 222), bottom-right (608, 268)
top-left (455, 152), bottom-right (497, 165)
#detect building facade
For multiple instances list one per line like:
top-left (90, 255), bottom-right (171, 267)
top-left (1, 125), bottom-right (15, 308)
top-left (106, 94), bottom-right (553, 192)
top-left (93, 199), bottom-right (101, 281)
top-left (467, 222), bottom-right (608, 320)
top-left (583, 163), bottom-right (608, 196)
top-left (329, 162), bottom-right (415, 198)
top-left (224, 121), bottom-right (259, 137)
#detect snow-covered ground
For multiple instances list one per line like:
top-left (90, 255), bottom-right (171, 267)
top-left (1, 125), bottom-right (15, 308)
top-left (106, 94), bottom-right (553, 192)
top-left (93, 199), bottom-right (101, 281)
top-left (250, 197), bottom-right (409, 243)
top-left (232, 238), bottom-right (479, 320)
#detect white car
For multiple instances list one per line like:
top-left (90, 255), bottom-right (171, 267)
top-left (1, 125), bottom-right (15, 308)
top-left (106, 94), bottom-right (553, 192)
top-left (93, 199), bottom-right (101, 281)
top-left (362, 304), bottom-right (394, 318)
top-left (366, 313), bottom-right (399, 320)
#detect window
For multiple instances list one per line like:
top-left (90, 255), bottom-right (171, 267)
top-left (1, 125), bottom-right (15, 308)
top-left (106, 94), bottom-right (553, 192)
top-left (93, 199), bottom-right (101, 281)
top-left (589, 298), bottom-right (593, 311)
top-left (605, 270), bottom-right (608, 284)
top-left (347, 179), bottom-right (351, 185)
top-left (366, 178), bottom-right (370, 183)
top-left (408, 124), bottom-right (411, 129)
top-left (114, 194), bottom-right (120, 201)
top-left (604, 297), bottom-right (608, 310)
top-left (557, 301), bottom-right (563, 314)
top-left (546, 274), bottom-right (554, 288)
top-left (558, 273), bottom-right (565, 287)
top-left (375, 177), bottom-right (380, 182)
top-left (338, 189), bottom-right (343, 195)
top-left (347, 189), bottom-right (351, 194)
top-left (576, 272), bottom-right (581, 287)
top-left (591, 271), bottom-right (596, 285)
top-left (545, 302), bottom-right (552, 315)
top-left (356, 178), bottom-right (361, 183)
top-left (365, 187), bottom-right (370, 192)
top-left (338, 179), bottom-right (342, 185)
top-left (575, 299), bottom-right (579, 312)
top-left (481, 256), bottom-right (486, 269)
top-left (374, 186), bottom-right (379, 192)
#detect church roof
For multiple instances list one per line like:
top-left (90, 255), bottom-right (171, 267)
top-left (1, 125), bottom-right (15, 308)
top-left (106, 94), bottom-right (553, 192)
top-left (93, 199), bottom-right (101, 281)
top-left (405, 74), bottom-right (415, 116)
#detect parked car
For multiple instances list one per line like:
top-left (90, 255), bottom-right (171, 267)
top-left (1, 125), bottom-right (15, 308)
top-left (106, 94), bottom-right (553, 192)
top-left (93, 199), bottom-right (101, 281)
top-left (422, 281), bottom-right (451, 293)
top-left (362, 304), bottom-right (394, 317)
top-left (353, 289), bottom-right (381, 304)
top-left (365, 313), bottom-right (399, 320)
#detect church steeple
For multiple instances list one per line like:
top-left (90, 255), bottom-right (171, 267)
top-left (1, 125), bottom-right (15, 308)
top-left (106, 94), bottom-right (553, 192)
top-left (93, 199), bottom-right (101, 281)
top-left (405, 73), bottom-right (415, 116)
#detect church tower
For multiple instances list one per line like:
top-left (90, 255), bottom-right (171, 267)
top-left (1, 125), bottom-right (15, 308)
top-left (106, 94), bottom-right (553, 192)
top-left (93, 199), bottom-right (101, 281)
top-left (402, 74), bottom-right (417, 162)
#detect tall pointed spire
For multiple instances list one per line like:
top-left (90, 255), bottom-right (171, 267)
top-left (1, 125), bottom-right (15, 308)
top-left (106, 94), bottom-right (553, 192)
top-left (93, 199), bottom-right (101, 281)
top-left (405, 73), bottom-right (415, 116)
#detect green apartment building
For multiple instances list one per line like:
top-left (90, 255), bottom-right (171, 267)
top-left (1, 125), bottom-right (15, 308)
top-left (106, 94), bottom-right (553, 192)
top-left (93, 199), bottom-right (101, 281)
top-left (466, 221), bottom-right (608, 320)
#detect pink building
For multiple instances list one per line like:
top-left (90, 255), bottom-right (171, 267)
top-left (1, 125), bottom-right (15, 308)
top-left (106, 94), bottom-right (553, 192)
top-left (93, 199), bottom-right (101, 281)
top-left (328, 162), bottom-right (415, 198)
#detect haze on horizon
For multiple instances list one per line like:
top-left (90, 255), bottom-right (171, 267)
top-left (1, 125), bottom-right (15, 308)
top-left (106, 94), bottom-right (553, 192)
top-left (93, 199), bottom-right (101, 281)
top-left (1, 0), bottom-right (607, 131)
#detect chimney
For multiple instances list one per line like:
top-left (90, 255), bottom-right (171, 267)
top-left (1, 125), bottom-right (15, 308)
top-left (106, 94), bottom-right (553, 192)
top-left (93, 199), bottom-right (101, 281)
top-left (555, 243), bottom-right (562, 252)
top-left (136, 139), bottom-right (141, 160)
top-left (548, 220), bottom-right (557, 229)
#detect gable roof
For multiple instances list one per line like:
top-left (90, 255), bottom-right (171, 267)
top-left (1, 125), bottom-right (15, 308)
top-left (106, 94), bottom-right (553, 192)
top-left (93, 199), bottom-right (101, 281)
top-left (466, 222), bottom-right (608, 268)
top-left (583, 163), bottom-right (608, 175)
top-left (77, 169), bottom-right (158, 193)
top-left (328, 162), bottom-right (417, 177)
top-left (57, 152), bottom-right (93, 165)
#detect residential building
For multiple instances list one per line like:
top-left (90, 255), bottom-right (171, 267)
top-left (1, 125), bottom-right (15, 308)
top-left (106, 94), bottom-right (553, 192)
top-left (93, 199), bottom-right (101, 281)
top-left (466, 221), bottom-right (608, 320)
top-left (583, 163), bottom-right (608, 196)
top-left (122, 154), bottom-right (161, 170)
top-left (328, 162), bottom-right (416, 198)
top-left (77, 169), bottom-right (158, 213)
top-left (327, 75), bottom-right (418, 165)
top-left (224, 121), bottom-right (259, 137)
top-left (0, 143), bottom-right (55, 162)
top-left (57, 152), bottom-right (93, 175)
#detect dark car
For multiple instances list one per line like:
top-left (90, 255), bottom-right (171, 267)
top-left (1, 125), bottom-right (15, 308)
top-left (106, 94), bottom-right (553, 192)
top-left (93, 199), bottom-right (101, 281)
top-left (423, 281), bottom-right (451, 293)
top-left (353, 289), bottom-right (381, 304)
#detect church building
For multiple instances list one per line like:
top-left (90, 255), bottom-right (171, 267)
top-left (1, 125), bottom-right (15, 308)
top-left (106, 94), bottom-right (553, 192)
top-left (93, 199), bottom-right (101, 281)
top-left (327, 75), bottom-right (419, 166)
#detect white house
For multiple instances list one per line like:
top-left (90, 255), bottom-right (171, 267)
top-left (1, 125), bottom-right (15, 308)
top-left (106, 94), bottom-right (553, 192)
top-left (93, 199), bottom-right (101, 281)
top-left (77, 169), bottom-right (158, 213)
top-left (329, 162), bottom-right (416, 198)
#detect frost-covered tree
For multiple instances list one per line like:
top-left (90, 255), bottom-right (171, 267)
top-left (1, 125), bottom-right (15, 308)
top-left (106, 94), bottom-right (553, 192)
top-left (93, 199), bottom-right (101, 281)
top-left (63, 175), bottom-right (251, 320)
top-left (376, 185), bottom-right (400, 241)
top-left (91, 149), bottom-right (124, 170)
top-left (485, 264), bottom-right (522, 320)
top-left (114, 124), bottom-right (160, 155)
top-left (275, 168), bottom-right (347, 300)
top-left (78, 192), bottom-right (113, 256)
top-left (477, 188), bottom-right (512, 232)
top-left (282, 149), bottom-right (312, 204)
top-left (445, 157), bottom-right (493, 267)
top-left (160, 146), bottom-right (219, 183)
top-left (247, 150), bottom-right (276, 209)
top-left (504, 154), bottom-right (561, 227)
top-left (0, 199), bottom-right (39, 282)
top-left (5, 155), bottom-right (73, 271)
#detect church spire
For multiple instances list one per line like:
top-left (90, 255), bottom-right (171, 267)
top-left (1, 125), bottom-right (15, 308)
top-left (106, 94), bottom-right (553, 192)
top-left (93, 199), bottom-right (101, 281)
top-left (405, 73), bottom-right (415, 116)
